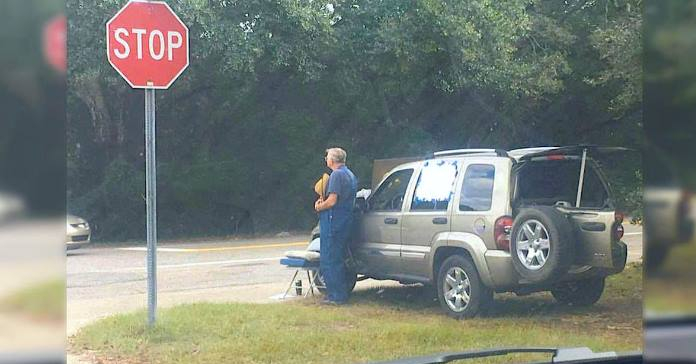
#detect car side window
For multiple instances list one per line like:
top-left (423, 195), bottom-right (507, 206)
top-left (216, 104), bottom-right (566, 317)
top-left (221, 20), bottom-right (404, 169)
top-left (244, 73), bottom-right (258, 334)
top-left (459, 164), bottom-right (495, 212)
top-left (368, 169), bottom-right (414, 212)
top-left (411, 160), bottom-right (459, 211)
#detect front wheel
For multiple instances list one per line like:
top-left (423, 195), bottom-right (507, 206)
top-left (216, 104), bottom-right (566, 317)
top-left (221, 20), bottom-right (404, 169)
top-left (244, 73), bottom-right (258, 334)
top-left (551, 277), bottom-right (605, 306)
top-left (436, 255), bottom-right (492, 319)
top-left (315, 269), bottom-right (357, 295)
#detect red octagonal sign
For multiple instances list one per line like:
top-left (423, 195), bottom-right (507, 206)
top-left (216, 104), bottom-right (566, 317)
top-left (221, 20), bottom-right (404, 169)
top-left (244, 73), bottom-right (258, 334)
top-left (107, 0), bottom-right (189, 89)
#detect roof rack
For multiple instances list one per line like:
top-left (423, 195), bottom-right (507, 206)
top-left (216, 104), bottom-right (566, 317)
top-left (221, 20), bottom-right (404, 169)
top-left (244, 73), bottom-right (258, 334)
top-left (433, 149), bottom-right (509, 158)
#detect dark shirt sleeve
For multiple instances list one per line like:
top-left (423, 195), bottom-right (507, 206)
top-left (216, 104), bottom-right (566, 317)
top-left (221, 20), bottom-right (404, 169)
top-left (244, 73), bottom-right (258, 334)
top-left (327, 170), bottom-right (344, 197)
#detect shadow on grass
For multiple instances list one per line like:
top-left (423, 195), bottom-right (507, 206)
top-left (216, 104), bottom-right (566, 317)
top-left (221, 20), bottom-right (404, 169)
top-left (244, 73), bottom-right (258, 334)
top-left (346, 264), bottom-right (642, 323)
top-left (349, 284), bottom-right (609, 318)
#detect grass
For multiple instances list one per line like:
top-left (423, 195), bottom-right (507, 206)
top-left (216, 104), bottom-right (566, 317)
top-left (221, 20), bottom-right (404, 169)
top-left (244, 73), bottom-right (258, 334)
top-left (0, 279), bottom-right (65, 322)
top-left (71, 264), bottom-right (642, 364)
top-left (645, 240), bottom-right (696, 314)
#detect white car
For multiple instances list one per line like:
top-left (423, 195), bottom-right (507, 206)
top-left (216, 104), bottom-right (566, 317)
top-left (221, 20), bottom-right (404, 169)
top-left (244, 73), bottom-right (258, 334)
top-left (66, 215), bottom-right (91, 250)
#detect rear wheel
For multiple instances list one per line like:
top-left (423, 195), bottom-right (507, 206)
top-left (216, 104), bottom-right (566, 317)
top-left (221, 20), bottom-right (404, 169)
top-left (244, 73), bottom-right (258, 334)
top-left (551, 277), bottom-right (605, 306)
top-left (315, 269), bottom-right (357, 295)
top-left (436, 255), bottom-right (492, 319)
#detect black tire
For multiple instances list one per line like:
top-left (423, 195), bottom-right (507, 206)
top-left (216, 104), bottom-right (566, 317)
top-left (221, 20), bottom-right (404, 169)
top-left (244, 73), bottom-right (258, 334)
top-left (436, 255), bottom-right (493, 319)
top-left (645, 245), bottom-right (670, 274)
top-left (511, 207), bottom-right (575, 285)
top-left (315, 269), bottom-right (357, 295)
top-left (346, 269), bottom-right (358, 292)
top-left (551, 277), bottom-right (606, 306)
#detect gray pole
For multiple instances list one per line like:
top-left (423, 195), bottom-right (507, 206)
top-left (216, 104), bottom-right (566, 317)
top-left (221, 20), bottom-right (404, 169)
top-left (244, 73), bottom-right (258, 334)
top-left (145, 88), bottom-right (157, 326)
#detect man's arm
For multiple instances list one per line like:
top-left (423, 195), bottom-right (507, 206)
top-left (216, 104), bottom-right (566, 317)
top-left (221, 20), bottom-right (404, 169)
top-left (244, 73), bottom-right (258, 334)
top-left (315, 193), bottom-right (337, 212)
top-left (316, 169), bottom-right (343, 212)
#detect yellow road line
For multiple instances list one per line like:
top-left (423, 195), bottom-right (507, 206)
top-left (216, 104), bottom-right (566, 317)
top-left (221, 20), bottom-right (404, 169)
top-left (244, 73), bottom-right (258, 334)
top-left (165, 241), bottom-right (307, 253)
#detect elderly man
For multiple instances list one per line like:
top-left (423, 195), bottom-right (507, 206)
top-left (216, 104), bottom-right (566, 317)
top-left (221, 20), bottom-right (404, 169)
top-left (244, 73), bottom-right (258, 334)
top-left (314, 147), bottom-right (358, 305)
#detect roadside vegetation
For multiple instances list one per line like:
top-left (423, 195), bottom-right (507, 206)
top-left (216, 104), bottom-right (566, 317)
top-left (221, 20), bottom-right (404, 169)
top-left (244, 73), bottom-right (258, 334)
top-left (71, 264), bottom-right (641, 364)
top-left (66, 0), bottom-right (643, 242)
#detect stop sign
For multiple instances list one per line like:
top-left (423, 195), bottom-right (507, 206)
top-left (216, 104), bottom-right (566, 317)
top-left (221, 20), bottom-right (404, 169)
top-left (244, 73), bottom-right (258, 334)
top-left (106, 0), bottom-right (189, 89)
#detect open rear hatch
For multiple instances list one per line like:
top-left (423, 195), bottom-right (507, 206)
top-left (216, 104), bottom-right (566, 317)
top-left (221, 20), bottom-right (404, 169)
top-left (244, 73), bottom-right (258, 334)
top-left (513, 145), bottom-right (632, 269)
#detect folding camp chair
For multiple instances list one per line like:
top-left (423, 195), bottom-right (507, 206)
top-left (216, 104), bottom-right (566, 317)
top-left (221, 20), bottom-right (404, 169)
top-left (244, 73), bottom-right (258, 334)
top-left (280, 250), bottom-right (325, 299)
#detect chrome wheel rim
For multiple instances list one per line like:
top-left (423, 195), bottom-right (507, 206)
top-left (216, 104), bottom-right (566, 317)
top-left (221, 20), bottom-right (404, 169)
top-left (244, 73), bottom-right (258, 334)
top-left (516, 219), bottom-right (551, 271)
top-left (443, 267), bottom-right (470, 312)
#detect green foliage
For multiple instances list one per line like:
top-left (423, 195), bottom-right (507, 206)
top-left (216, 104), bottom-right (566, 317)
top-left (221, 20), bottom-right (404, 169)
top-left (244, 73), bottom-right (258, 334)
top-left (67, 0), bottom-right (643, 241)
top-left (70, 158), bottom-right (145, 241)
top-left (587, 2), bottom-right (642, 115)
top-left (610, 169), bottom-right (643, 219)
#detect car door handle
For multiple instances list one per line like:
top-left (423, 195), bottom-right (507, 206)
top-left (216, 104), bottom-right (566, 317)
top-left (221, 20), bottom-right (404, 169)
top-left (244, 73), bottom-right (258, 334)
top-left (384, 217), bottom-right (398, 225)
top-left (432, 217), bottom-right (448, 225)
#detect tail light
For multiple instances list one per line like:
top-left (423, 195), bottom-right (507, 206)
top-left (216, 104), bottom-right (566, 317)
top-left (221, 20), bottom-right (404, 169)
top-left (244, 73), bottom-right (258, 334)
top-left (614, 224), bottom-right (625, 241)
top-left (494, 216), bottom-right (513, 251)
top-left (614, 211), bottom-right (625, 241)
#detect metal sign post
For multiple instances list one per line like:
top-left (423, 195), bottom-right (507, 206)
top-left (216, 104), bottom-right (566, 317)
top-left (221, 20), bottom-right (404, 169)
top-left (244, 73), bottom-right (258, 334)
top-left (106, 0), bottom-right (189, 327)
top-left (145, 88), bottom-right (157, 326)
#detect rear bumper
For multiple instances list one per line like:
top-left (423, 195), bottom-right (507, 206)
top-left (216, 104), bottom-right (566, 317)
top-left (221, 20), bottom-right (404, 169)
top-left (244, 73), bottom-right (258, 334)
top-left (483, 241), bottom-right (628, 291)
top-left (611, 241), bottom-right (628, 273)
top-left (613, 241), bottom-right (628, 272)
top-left (484, 250), bottom-right (518, 290)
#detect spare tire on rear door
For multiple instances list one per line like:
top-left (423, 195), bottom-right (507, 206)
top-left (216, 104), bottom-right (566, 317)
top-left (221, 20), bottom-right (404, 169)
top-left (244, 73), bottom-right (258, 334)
top-left (510, 206), bottom-right (575, 285)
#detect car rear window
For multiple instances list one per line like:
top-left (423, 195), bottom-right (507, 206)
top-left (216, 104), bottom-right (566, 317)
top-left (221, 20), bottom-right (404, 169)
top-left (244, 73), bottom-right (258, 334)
top-left (516, 160), bottom-right (609, 208)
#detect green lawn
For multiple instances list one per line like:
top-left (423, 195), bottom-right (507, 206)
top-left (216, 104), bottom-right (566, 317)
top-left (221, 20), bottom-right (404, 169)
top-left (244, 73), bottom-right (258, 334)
top-left (71, 264), bottom-right (642, 364)
top-left (0, 279), bottom-right (65, 322)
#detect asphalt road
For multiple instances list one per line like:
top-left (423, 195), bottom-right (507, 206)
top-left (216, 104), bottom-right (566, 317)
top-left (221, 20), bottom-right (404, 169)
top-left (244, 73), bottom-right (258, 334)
top-left (67, 224), bottom-right (644, 336)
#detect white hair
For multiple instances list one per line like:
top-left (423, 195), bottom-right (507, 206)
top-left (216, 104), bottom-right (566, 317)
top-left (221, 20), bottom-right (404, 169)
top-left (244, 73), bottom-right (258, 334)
top-left (326, 147), bottom-right (347, 163)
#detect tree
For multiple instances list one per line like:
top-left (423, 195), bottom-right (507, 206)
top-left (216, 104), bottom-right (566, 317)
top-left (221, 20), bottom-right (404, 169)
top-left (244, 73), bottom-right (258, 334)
top-left (67, 0), bottom-right (643, 241)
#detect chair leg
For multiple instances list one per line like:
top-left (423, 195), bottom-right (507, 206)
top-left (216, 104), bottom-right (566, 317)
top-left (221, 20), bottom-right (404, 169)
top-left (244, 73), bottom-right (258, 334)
top-left (310, 269), bottom-right (324, 296)
top-left (305, 270), bottom-right (314, 298)
top-left (282, 270), bottom-right (299, 299)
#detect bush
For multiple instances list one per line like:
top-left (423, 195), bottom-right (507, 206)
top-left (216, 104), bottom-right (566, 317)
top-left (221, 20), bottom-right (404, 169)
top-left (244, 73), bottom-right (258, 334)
top-left (69, 158), bottom-right (145, 242)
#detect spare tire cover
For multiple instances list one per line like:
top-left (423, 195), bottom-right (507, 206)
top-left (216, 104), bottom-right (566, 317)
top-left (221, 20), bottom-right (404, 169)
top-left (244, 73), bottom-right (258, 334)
top-left (510, 206), bottom-right (575, 285)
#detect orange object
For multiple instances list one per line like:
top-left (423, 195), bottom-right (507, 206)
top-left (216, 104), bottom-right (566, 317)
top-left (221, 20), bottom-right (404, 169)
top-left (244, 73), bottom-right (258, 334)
top-left (314, 173), bottom-right (330, 199)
